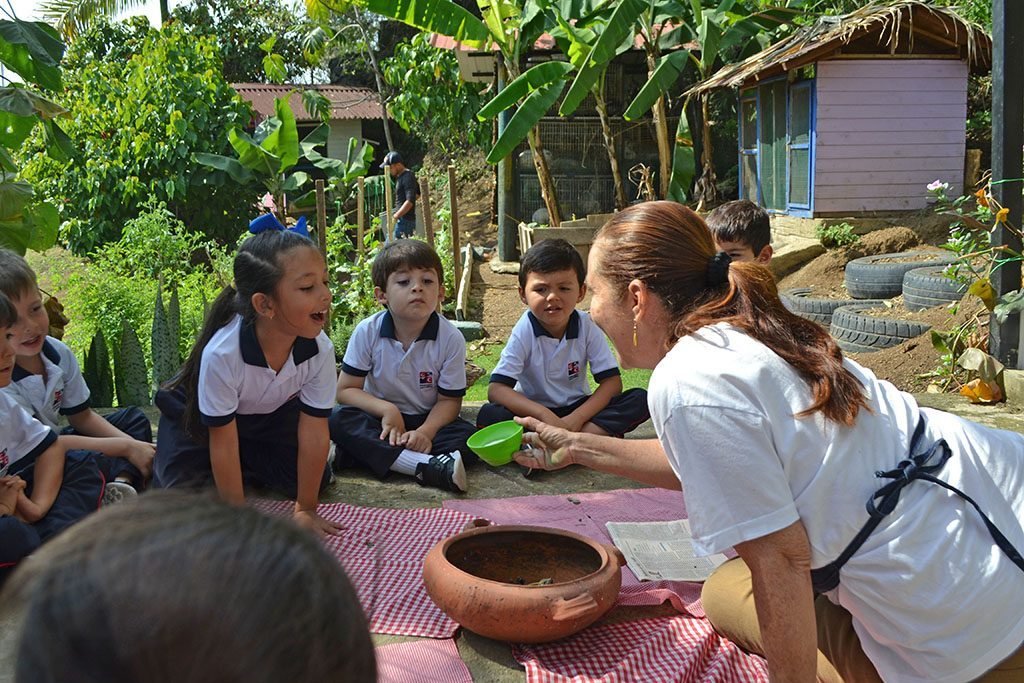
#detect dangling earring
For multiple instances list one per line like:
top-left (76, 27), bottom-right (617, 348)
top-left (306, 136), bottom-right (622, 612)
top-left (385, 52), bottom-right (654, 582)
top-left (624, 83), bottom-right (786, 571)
top-left (632, 320), bottom-right (638, 347)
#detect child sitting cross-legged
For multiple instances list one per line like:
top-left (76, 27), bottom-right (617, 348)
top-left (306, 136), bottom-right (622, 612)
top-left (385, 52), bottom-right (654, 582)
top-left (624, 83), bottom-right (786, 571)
top-left (0, 250), bottom-right (154, 503)
top-left (477, 238), bottom-right (649, 438)
top-left (0, 292), bottom-right (104, 585)
top-left (330, 239), bottom-right (477, 493)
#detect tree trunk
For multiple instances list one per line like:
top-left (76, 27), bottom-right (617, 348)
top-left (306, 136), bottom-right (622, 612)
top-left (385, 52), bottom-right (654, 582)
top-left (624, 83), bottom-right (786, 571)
top-left (594, 84), bottom-right (627, 210)
top-left (694, 92), bottom-right (718, 212)
top-left (527, 128), bottom-right (561, 226)
top-left (645, 47), bottom-right (672, 199)
top-left (159, 0), bottom-right (170, 24)
top-left (353, 8), bottom-right (395, 152)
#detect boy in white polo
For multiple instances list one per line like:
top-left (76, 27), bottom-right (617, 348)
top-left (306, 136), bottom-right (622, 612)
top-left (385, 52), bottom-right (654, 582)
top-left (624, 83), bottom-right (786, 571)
top-left (478, 238), bottom-right (648, 438)
top-left (330, 240), bottom-right (476, 492)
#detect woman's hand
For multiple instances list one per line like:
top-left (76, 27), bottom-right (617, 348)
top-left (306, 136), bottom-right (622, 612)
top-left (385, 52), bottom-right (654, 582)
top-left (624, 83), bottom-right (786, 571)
top-left (380, 408), bottom-right (406, 446)
top-left (293, 507), bottom-right (344, 537)
top-left (512, 416), bottom-right (577, 471)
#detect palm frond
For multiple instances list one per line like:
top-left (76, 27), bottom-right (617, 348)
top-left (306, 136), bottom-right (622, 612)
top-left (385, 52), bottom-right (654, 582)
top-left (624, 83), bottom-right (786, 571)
top-left (38, 0), bottom-right (150, 42)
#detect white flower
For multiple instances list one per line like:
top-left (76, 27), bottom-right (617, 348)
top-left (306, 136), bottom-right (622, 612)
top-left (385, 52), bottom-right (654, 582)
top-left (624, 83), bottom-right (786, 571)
top-left (927, 180), bottom-right (949, 192)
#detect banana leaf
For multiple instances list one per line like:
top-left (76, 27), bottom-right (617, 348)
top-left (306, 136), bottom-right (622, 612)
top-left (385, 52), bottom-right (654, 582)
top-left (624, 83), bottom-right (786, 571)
top-left (623, 51), bottom-right (689, 121)
top-left (228, 128), bottom-right (280, 178)
top-left (486, 80), bottom-right (566, 164)
top-left (477, 61), bottom-right (573, 121)
top-left (668, 112), bottom-right (696, 203)
top-left (194, 153), bottom-right (256, 184)
top-left (261, 96), bottom-right (299, 173)
top-left (0, 20), bottom-right (63, 91)
top-left (359, 0), bottom-right (490, 49)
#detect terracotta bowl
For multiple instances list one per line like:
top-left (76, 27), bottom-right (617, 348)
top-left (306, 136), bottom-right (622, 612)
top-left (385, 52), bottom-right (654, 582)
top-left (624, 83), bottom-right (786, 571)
top-left (422, 521), bottom-right (626, 643)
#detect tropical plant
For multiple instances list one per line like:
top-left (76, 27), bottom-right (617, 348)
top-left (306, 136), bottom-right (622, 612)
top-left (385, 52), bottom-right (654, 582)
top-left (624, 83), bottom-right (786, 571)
top-left (18, 19), bottom-right (254, 252)
top-left (39, 0), bottom-right (170, 40)
top-left (0, 14), bottom-right (68, 255)
top-left (382, 32), bottom-right (490, 154)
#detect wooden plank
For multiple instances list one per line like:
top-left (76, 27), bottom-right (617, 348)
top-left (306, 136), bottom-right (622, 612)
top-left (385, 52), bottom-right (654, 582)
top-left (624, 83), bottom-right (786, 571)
top-left (384, 165), bottom-right (394, 242)
top-left (813, 155), bottom-right (964, 172)
top-left (814, 197), bottom-right (926, 213)
top-left (356, 176), bottom-right (365, 254)
top-left (816, 117), bottom-right (965, 133)
top-left (817, 130), bottom-right (964, 146)
top-left (813, 183), bottom-right (959, 200)
top-left (817, 77), bottom-right (966, 92)
top-left (818, 59), bottom-right (968, 79)
top-left (816, 104), bottom-right (967, 120)
top-left (421, 180), bottom-right (434, 247)
top-left (455, 245), bottom-right (473, 322)
top-left (814, 143), bottom-right (964, 160)
top-left (815, 168), bottom-right (964, 187)
top-left (314, 179), bottom-right (330, 328)
top-left (816, 89), bottom-right (967, 106)
top-left (448, 165), bottom-right (460, 295)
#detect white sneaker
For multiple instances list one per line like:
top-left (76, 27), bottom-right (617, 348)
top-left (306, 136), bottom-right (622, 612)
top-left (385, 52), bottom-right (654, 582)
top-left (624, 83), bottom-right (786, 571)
top-left (102, 481), bottom-right (138, 506)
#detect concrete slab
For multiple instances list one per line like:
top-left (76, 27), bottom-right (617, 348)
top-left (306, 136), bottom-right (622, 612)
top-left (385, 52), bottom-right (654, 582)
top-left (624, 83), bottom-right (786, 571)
top-left (1003, 369), bottom-right (1024, 409)
top-left (769, 233), bottom-right (826, 280)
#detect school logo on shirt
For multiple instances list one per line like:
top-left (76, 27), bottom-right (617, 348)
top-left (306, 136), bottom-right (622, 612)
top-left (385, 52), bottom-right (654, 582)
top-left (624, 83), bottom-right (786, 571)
top-left (567, 361), bottom-right (580, 379)
top-left (0, 449), bottom-right (8, 477)
top-left (419, 371), bottom-right (434, 387)
top-left (51, 389), bottom-right (63, 413)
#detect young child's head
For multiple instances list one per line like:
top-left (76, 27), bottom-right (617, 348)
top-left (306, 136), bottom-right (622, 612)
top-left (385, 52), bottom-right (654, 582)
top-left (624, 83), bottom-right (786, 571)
top-left (1, 491), bottom-right (376, 683)
top-left (0, 249), bottom-right (49, 359)
top-left (0, 292), bottom-right (17, 389)
top-left (704, 200), bottom-right (773, 264)
top-left (371, 239), bottom-right (444, 321)
top-left (518, 238), bottom-right (586, 336)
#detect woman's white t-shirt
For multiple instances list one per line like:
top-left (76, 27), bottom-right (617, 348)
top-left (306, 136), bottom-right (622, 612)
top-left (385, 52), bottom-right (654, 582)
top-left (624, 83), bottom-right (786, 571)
top-left (649, 323), bottom-right (1024, 683)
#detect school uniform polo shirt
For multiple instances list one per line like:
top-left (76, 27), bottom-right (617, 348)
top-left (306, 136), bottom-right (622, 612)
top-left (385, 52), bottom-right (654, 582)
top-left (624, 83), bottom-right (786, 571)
top-left (3, 337), bottom-right (91, 431)
top-left (198, 315), bottom-right (337, 427)
top-left (490, 309), bottom-right (620, 409)
top-left (341, 310), bottom-right (466, 416)
top-left (0, 391), bottom-right (57, 477)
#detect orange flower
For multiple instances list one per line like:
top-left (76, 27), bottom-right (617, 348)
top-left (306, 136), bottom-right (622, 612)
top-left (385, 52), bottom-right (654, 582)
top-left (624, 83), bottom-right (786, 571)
top-left (975, 188), bottom-right (989, 208)
top-left (996, 207), bottom-right (1010, 223)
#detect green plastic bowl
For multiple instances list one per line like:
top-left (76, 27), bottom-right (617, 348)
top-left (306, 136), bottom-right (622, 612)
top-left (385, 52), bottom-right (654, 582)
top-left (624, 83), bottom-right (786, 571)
top-left (467, 421), bottom-right (524, 467)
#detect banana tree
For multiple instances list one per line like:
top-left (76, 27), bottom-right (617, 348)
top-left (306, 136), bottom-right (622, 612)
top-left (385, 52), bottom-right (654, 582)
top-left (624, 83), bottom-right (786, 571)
top-left (0, 17), bottom-right (70, 255)
top-left (307, 0), bottom-right (566, 225)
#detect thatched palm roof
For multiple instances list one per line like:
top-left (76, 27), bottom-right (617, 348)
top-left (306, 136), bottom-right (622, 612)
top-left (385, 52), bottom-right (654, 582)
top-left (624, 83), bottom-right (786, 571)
top-left (687, 1), bottom-right (991, 95)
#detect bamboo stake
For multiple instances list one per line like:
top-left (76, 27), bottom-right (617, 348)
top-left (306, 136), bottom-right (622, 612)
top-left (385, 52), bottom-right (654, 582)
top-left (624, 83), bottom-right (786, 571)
top-left (356, 176), bottom-right (365, 254)
top-left (384, 165), bottom-right (394, 242)
top-left (447, 165), bottom-right (461, 292)
top-left (421, 180), bottom-right (435, 247)
top-left (314, 179), bottom-right (330, 328)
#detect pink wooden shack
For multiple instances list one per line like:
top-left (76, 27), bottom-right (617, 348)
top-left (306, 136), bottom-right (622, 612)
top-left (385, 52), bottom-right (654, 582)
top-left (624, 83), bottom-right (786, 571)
top-left (689, 2), bottom-right (990, 217)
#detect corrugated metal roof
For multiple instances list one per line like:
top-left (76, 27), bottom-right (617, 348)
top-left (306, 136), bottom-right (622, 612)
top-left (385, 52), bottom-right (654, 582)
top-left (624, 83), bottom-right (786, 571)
top-left (232, 83), bottom-right (385, 122)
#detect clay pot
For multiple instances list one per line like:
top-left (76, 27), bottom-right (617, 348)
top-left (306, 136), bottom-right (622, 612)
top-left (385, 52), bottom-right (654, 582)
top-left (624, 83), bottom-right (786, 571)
top-left (422, 521), bottom-right (626, 643)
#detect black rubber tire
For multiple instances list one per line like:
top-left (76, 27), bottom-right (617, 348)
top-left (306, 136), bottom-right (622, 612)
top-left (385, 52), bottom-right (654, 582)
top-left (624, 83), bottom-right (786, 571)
top-left (844, 251), bottom-right (957, 299)
top-left (829, 304), bottom-right (932, 353)
top-left (781, 288), bottom-right (890, 326)
top-left (902, 266), bottom-right (968, 312)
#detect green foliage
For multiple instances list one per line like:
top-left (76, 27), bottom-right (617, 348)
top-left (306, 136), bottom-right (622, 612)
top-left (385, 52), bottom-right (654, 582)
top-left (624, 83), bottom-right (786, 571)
top-left (815, 221), bottom-right (859, 249)
top-left (173, 0), bottom-right (312, 83)
top-left (18, 19), bottom-right (255, 254)
top-left (0, 17), bottom-right (67, 255)
top-left (382, 32), bottom-right (489, 153)
top-left (114, 317), bottom-right (149, 406)
top-left (326, 219), bottom-right (381, 330)
top-left (82, 327), bottom-right (113, 408)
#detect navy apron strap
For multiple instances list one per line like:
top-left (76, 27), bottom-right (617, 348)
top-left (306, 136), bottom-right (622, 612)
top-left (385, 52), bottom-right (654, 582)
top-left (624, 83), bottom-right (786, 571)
top-left (811, 416), bottom-right (1024, 593)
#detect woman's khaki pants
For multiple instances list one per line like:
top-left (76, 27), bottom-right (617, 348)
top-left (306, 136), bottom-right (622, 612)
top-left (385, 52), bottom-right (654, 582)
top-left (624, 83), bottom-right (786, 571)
top-left (701, 558), bottom-right (1024, 682)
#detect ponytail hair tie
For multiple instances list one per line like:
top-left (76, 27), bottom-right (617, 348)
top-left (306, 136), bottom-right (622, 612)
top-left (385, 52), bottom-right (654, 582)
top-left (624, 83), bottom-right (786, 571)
top-left (706, 251), bottom-right (732, 288)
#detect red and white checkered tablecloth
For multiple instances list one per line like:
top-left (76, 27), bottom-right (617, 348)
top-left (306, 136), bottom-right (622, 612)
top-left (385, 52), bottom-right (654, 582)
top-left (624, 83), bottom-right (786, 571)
top-left (251, 499), bottom-right (476, 638)
top-left (513, 615), bottom-right (768, 683)
top-left (376, 639), bottom-right (473, 683)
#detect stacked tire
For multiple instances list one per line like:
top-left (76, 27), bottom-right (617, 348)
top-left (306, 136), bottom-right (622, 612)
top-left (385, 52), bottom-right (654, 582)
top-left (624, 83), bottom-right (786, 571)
top-left (829, 304), bottom-right (932, 354)
top-left (902, 266), bottom-right (967, 311)
top-left (844, 251), bottom-right (957, 299)
top-left (782, 288), bottom-right (889, 327)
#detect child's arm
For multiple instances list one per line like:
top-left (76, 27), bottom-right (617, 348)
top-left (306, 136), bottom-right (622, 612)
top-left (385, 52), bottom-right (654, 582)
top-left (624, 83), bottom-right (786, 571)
top-left (563, 375), bottom-right (622, 433)
top-left (293, 412), bottom-right (343, 536)
top-left (487, 382), bottom-right (565, 428)
top-left (62, 410), bottom-right (155, 477)
top-left (15, 439), bottom-right (66, 523)
top-left (399, 394), bottom-right (462, 454)
top-left (208, 421), bottom-right (245, 506)
top-left (336, 372), bottom-right (406, 445)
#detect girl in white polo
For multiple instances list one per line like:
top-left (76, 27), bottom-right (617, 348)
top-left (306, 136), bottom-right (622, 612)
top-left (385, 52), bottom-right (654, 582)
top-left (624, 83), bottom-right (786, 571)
top-left (153, 227), bottom-right (341, 536)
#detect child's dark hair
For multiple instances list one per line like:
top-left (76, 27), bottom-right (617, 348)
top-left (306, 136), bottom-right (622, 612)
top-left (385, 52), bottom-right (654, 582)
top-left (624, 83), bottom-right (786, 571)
top-left (168, 230), bottom-right (317, 438)
top-left (704, 200), bottom-right (772, 254)
top-left (0, 291), bottom-right (17, 328)
top-left (371, 239), bottom-right (444, 290)
top-left (518, 238), bottom-right (585, 289)
top-left (1, 491), bottom-right (376, 683)
top-left (0, 249), bottom-right (39, 301)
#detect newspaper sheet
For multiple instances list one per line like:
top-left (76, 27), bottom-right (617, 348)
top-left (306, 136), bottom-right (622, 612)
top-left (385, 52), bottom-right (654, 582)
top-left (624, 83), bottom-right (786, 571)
top-left (606, 519), bottom-right (728, 582)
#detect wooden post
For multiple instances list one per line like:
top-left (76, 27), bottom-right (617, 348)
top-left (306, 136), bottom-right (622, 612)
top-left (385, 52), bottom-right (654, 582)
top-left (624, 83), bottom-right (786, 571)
top-left (448, 165), bottom-right (461, 293)
top-left (990, 0), bottom-right (1023, 368)
top-left (421, 180), bottom-right (435, 247)
top-left (384, 165), bottom-right (394, 243)
top-left (356, 176), bottom-right (365, 254)
top-left (314, 179), bottom-right (330, 328)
